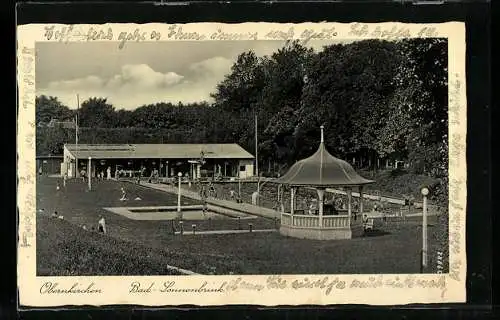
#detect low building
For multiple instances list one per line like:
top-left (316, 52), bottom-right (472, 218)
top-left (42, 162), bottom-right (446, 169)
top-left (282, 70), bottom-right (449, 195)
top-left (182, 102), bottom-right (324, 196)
top-left (36, 155), bottom-right (64, 175)
top-left (62, 143), bottom-right (255, 179)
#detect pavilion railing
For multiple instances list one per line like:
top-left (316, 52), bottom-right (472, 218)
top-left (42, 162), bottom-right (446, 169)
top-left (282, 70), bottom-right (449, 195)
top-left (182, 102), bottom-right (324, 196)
top-left (322, 215), bottom-right (350, 228)
top-left (292, 214), bottom-right (320, 228)
top-left (281, 213), bottom-right (292, 226)
top-left (281, 213), bottom-right (350, 229)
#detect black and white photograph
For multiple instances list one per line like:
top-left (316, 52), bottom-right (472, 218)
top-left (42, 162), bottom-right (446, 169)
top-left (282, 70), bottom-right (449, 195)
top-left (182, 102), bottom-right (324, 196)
top-left (17, 22), bottom-right (467, 306)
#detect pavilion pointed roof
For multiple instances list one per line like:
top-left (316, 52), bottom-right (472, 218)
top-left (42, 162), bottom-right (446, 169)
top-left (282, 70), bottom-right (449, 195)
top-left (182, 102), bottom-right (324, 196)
top-left (274, 126), bottom-right (375, 187)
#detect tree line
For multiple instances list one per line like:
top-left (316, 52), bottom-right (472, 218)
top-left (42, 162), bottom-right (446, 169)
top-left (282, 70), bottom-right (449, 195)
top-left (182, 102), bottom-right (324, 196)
top-left (36, 38), bottom-right (447, 183)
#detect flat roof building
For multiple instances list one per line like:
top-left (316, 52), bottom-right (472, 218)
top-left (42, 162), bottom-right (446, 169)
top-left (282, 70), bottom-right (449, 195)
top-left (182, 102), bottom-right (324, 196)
top-left (62, 143), bottom-right (255, 180)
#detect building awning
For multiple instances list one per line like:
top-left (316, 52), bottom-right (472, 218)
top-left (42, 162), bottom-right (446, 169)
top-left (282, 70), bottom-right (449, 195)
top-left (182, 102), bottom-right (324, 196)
top-left (65, 144), bottom-right (255, 160)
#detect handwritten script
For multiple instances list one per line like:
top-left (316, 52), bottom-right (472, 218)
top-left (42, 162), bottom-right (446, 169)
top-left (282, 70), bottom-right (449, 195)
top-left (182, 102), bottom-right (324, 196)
top-left (448, 73), bottom-right (465, 282)
top-left (18, 46), bottom-right (36, 248)
top-left (126, 274), bottom-right (447, 297)
top-left (41, 23), bottom-right (441, 49)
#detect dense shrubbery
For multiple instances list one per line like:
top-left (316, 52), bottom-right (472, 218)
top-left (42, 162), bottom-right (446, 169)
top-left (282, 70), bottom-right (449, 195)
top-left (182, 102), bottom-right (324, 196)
top-left (359, 169), bottom-right (440, 201)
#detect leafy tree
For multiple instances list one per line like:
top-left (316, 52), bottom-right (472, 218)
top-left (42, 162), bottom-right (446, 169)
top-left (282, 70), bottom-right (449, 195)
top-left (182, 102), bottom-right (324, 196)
top-left (211, 51), bottom-right (266, 113)
top-left (36, 126), bottom-right (74, 155)
top-left (298, 40), bottom-right (398, 160)
top-left (375, 38), bottom-right (448, 176)
top-left (36, 95), bottom-right (74, 124)
top-left (258, 41), bottom-right (314, 163)
top-left (78, 97), bottom-right (116, 128)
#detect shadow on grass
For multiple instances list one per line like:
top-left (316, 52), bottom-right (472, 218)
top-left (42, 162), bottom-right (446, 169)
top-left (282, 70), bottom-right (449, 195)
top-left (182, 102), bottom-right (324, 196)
top-left (362, 229), bottom-right (391, 237)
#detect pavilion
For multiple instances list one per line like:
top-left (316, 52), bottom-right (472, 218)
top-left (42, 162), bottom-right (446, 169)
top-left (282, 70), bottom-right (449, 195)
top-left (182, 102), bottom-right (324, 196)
top-left (274, 126), bottom-right (375, 240)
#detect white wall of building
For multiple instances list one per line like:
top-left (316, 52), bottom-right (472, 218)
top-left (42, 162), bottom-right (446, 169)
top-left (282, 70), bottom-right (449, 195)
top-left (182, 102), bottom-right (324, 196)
top-left (62, 145), bottom-right (76, 177)
top-left (238, 159), bottom-right (254, 178)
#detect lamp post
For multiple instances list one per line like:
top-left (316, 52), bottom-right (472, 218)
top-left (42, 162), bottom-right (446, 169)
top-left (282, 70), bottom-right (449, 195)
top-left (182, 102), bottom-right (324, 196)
top-left (177, 172), bottom-right (183, 213)
top-left (88, 157), bottom-right (92, 190)
top-left (421, 187), bottom-right (429, 272)
top-left (238, 177), bottom-right (241, 202)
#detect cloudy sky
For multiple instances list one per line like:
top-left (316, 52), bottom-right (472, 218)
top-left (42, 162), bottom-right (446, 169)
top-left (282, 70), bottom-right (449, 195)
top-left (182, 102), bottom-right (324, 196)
top-left (36, 40), bottom-right (341, 110)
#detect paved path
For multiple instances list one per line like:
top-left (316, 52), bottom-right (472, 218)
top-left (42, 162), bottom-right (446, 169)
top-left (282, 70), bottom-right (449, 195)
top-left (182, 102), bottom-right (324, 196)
top-left (126, 181), bottom-right (281, 220)
top-left (175, 229), bottom-right (277, 236)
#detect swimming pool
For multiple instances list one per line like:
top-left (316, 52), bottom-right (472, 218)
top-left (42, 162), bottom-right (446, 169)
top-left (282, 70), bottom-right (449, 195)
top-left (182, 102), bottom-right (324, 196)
top-left (104, 204), bottom-right (257, 221)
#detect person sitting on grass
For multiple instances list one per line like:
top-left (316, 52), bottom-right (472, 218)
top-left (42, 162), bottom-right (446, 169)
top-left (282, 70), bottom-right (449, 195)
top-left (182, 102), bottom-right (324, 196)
top-left (120, 187), bottom-right (128, 201)
top-left (236, 193), bottom-right (242, 204)
top-left (98, 215), bottom-right (107, 234)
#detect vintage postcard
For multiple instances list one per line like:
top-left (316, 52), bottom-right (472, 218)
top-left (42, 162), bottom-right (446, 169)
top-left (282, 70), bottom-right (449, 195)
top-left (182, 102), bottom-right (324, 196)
top-left (17, 21), bottom-right (466, 307)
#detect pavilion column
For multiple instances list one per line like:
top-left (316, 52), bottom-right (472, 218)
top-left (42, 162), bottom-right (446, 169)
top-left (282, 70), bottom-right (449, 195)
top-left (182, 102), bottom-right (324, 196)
top-left (346, 187), bottom-right (352, 224)
top-left (317, 188), bottom-right (325, 227)
top-left (358, 185), bottom-right (364, 220)
top-left (75, 158), bottom-right (79, 178)
top-left (290, 187), bottom-right (296, 226)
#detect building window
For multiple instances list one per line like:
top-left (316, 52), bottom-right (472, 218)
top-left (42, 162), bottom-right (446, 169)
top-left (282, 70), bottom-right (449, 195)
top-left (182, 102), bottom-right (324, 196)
top-left (239, 165), bottom-right (245, 171)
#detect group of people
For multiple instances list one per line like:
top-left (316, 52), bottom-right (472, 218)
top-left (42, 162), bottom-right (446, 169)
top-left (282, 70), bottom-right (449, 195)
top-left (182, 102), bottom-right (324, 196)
top-left (81, 216), bottom-right (107, 234)
top-left (288, 194), bottom-right (364, 216)
top-left (198, 181), bottom-right (217, 199)
top-left (79, 167), bottom-right (113, 182)
top-left (43, 208), bottom-right (107, 234)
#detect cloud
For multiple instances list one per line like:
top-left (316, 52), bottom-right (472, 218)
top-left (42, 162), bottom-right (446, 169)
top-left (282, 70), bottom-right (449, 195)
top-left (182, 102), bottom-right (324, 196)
top-left (38, 59), bottom-right (233, 110)
top-left (107, 64), bottom-right (184, 90)
top-left (188, 57), bottom-right (233, 79)
top-left (46, 64), bottom-right (184, 93)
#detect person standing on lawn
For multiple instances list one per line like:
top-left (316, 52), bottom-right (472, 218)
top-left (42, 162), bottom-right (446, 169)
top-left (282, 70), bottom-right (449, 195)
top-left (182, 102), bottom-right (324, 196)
top-left (98, 215), bottom-right (107, 234)
top-left (202, 199), bottom-right (208, 217)
top-left (208, 182), bottom-right (216, 198)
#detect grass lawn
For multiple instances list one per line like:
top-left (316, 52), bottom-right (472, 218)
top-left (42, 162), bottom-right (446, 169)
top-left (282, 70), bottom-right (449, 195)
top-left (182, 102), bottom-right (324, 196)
top-left (36, 175), bottom-right (448, 276)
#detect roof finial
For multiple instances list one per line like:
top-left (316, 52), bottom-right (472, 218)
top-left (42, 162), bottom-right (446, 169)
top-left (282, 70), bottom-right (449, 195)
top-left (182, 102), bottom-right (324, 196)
top-left (320, 125), bottom-right (324, 143)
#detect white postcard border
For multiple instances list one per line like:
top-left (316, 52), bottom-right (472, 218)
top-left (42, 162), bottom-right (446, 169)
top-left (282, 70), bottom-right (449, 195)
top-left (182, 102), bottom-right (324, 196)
top-left (17, 22), bottom-right (467, 307)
